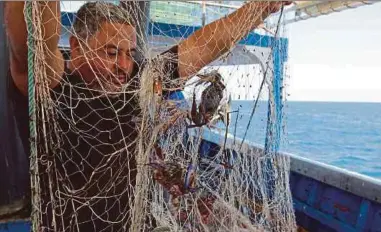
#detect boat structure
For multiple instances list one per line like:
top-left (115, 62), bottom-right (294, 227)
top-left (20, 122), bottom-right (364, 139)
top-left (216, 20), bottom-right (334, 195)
top-left (0, 1), bottom-right (380, 231)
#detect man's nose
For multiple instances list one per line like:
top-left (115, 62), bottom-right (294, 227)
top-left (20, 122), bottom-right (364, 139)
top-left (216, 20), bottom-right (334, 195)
top-left (116, 54), bottom-right (132, 72)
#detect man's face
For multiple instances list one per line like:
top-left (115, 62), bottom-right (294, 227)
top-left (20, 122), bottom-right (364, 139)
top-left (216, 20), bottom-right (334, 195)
top-left (71, 22), bottom-right (137, 92)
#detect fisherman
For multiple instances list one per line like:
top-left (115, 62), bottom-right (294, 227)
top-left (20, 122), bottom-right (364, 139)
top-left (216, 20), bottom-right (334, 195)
top-left (4, 1), bottom-right (290, 231)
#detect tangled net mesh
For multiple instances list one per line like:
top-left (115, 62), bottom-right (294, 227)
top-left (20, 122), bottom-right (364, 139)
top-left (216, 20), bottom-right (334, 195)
top-left (27, 1), bottom-right (296, 231)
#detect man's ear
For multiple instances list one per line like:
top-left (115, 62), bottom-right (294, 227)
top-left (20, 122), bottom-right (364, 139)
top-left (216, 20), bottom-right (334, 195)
top-left (69, 35), bottom-right (82, 56)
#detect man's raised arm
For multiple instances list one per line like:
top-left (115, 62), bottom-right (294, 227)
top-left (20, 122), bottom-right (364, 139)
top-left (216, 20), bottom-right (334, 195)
top-left (4, 2), bottom-right (64, 95)
top-left (177, 1), bottom-right (290, 79)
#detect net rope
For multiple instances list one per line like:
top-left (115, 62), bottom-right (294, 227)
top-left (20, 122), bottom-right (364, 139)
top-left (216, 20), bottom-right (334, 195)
top-left (26, 1), bottom-right (296, 231)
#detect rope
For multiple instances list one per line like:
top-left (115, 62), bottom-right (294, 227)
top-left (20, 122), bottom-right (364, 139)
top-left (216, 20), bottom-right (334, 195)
top-left (26, 2), bottom-right (40, 231)
top-left (238, 4), bottom-right (285, 151)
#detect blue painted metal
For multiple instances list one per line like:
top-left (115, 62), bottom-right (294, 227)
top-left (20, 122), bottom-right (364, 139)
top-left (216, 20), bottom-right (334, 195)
top-left (0, 221), bottom-right (30, 232)
top-left (167, 91), bottom-right (188, 110)
top-left (290, 168), bottom-right (381, 232)
top-left (307, 180), bottom-right (319, 206)
top-left (148, 21), bottom-right (285, 48)
top-left (294, 198), bottom-right (357, 232)
top-left (60, 11), bottom-right (288, 48)
top-left (356, 199), bottom-right (371, 230)
top-left (369, 204), bottom-right (381, 231)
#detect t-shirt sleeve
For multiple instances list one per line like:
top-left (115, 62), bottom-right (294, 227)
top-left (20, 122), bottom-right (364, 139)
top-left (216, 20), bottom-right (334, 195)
top-left (138, 45), bottom-right (180, 80)
top-left (136, 45), bottom-right (181, 97)
top-left (157, 45), bottom-right (180, 81)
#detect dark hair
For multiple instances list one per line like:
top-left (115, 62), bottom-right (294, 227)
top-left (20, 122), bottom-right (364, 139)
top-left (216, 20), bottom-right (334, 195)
top-left (72, 2), bottom-right (132, 41)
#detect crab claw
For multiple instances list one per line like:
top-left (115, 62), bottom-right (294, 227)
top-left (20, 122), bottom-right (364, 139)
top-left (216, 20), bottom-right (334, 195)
top-left (153, 169), bottom-right (164, 182)
top-left (169, 185), bottom-right (183, 197)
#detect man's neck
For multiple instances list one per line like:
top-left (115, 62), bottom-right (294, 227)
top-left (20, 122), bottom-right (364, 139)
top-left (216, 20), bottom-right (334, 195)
top-left (66, 60), bottom-right (88, 82)
top-left (66, 60), bottom-right (104, 92)
top-left (66, 60), bottom-right (75, 73)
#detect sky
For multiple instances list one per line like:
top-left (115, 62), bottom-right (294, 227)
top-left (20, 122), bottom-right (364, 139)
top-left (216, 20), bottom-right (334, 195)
top-left (287, 3), bottom-right (381, 103)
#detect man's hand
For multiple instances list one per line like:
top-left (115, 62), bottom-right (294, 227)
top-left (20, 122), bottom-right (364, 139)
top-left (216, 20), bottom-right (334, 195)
top-left (177, 1), bottom-right (293, 79)
top-left (268, 1), bottom-right (293, 14)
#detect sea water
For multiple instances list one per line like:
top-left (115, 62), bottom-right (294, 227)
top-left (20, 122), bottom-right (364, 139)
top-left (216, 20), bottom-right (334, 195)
top-left (227, 101), bottom-right (381, 179)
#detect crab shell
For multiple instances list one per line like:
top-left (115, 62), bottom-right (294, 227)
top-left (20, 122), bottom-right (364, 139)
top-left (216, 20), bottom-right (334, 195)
top-left (153, 78), bottom-right (163, 97)
top-left (153, 162), bottom-right (197, 196)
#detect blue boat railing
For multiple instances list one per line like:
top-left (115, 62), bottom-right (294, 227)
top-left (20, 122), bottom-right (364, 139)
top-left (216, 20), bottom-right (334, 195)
top-left (201, 129), bottom-right (381, 232)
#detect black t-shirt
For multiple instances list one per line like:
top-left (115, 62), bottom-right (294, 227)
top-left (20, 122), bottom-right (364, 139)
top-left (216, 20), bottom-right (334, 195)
top-left (11, 46), bottom-right (180, 231)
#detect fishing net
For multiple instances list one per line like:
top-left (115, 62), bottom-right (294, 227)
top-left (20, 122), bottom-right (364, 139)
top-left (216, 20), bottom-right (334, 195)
top-left (26, 1), bottom-right (296, 231)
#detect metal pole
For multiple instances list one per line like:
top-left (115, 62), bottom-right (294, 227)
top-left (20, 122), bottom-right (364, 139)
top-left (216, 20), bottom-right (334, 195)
top-left (201, 1), bottom-right (206, 26)
top-left (186, 1), bottom-right (240, 10)
top-left (120, 1), bottom-right (150, 61)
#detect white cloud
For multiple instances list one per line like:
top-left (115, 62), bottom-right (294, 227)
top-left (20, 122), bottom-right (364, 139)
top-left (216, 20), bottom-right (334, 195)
top-left (287, 63), bottom-right (381, 102)
top-left (61, 2), bottom-right (88, 12)
top-left (61, 1), bottom-right (119, 12)
top-left (286, 3), bottom-right (381, 102)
